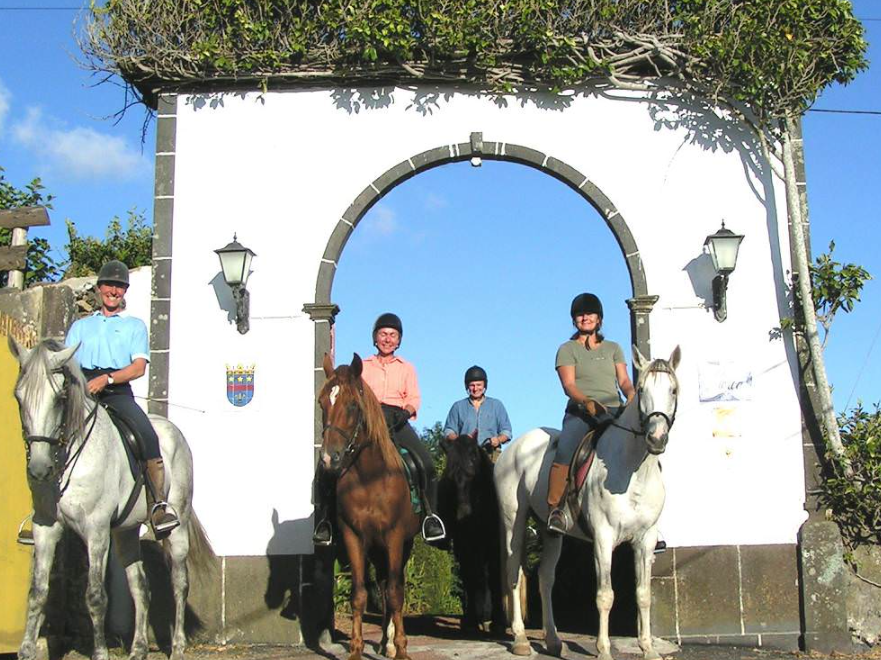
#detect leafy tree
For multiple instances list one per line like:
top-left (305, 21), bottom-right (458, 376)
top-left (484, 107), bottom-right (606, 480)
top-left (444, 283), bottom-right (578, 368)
top-left (782, 241), bottom-right (872, 349)
top-left (64, 209), bottom-right (153, 278)
top-left (0, 167), bottom-right (60, 286)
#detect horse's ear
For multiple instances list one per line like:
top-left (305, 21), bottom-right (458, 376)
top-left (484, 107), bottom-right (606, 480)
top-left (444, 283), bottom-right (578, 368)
top-left (8, 336), bottom-right (31, 365)
top-left (48, 343), bottom-right (79, 371)
top-left (669, 345), bottom-right (682, 371)
top-left (632, 344), bottom-right (649, 372)
top-left (351, 353), bottom-right (363, 379)
top-left (323, 353), bottom-right (334, 378)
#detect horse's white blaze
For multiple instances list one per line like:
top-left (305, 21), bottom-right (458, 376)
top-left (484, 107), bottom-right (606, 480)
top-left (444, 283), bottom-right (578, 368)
top-left (329, 385), bottom-right (340, 407)
top-left (495, 348), bottom-right (680, 660)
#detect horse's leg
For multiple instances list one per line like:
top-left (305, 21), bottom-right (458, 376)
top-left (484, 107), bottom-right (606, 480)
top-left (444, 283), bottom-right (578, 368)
top-left (634, 533), bottom-right (661, 660)
top-left (500, 501), bottom-right (530, 655)
top-left (538, 533), bottom-right (564, 657)
top-left (594, 532), bottom-right (616, 660)
top-left (111, 528), bottom-right (150, 660)
top-left (341, 526), bottom-right (367, 660)
top-left (371, 548), bottom-right (393, 657)
top-left (84, 526), bottom-right (113, 660)
top-left (386, 531), bottom-right (409, 660)
top-left (19, 522), bottom-right (64, 660)
top-left (167, 520), bottom-right (192, 660)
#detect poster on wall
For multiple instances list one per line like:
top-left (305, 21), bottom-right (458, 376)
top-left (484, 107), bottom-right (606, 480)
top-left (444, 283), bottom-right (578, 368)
top-left (226, 364), bottom-right (255, 407)
top-left (698, 361), bottom-right (754, 402)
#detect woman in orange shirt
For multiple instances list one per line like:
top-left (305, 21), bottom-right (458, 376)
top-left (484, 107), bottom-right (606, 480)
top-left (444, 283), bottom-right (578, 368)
top-left (312, 313), bottom-right (445, 545)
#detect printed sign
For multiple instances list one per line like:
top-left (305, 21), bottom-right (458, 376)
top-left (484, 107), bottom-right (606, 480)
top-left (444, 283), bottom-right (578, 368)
top-left (698, 361), bottom-right (754, 402)
top-left (226, 364), bottom-right (255, 407)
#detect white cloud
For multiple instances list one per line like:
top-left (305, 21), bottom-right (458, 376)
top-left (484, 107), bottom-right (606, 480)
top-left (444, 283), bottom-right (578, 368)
top-left (0, 79), bottom-right (10, 136)
top-left (11, 107), bottom-right (149, 181)
top-left (424, 192), bottom-right (448, 211)
top-left (362, 205), bottom-right (398, 236)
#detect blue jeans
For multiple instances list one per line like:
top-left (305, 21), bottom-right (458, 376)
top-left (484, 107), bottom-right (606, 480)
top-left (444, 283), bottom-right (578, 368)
top-left (553, 407), bottom-right (618, 465)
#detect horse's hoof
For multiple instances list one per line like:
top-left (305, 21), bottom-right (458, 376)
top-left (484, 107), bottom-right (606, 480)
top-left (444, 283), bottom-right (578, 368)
top-left (347, 653), bottom-right (362, 660)
top-left (642, 650), bottom-right (661, 660)
top-left (170, 648), bottom-right (185, 660)
top-left (546, 639), bottom-right (563, 657)
top-left (512, 639), bottom-right (532, 656)
top-left (18, 643), bottom-right (36, 660)
top-left (93, 648), bottom-right (110, 660)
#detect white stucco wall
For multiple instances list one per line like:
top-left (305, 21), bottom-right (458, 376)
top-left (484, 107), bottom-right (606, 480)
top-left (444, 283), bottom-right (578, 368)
top-left (162, 86), bottom-right (806, 555)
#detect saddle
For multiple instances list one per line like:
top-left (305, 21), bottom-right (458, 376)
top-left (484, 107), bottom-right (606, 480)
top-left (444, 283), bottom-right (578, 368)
top-left (563, 417), bottom-right (614, 531)
top-left (397, 446), bottom-right (424, 516)
top-left (104, 406), bottom-right (149, 527)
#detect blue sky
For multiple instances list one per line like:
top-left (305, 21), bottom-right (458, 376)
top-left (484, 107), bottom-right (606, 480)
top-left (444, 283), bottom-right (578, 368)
top-left (0, 2), bottom-right (879, 436)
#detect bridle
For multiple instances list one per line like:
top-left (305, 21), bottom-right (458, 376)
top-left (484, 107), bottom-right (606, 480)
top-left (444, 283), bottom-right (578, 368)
top-left (322, 392), bottom-right (366, 474)
top-left (21, 367), bottom-right (100, 492)
top-left (612, 359), bottom-right (678, 436)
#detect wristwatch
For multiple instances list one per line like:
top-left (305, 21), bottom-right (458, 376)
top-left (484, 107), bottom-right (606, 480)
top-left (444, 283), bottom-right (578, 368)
top-left (107, 374), bottom-right (115, 385)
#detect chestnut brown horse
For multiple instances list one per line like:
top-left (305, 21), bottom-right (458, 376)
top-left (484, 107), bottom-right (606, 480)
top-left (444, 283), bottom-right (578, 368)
top-left (318, 353), bottom-right (420, 660)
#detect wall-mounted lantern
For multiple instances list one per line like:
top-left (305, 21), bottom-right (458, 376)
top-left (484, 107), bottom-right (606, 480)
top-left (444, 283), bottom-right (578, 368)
top-left (703, 221), bottom-right (744, 323)
top-left (215, 234), bottom-right (256, 334)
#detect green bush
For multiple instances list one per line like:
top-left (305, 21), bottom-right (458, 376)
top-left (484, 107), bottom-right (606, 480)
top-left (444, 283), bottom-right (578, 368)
top-left (821, 404), bottom-right (881, 550)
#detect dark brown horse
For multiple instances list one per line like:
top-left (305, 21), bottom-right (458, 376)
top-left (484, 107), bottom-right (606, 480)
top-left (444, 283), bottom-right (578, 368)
top-left (318, 353), bottom-right (420, 660)
top-left (438, 433), bottom-right (506, 635)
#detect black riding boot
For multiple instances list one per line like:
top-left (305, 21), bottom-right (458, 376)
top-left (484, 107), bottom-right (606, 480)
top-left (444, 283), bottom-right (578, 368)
top-left (420, 469), bottom-right (446, 543)
top-left (313, 469), bottom-right (335, 546)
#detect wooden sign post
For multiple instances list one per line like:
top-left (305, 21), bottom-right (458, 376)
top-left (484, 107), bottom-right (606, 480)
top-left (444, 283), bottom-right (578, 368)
top-left (0, 207), bottom-right (51, 290)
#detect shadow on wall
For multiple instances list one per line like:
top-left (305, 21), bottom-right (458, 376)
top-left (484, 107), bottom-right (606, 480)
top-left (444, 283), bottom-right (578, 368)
top-left (683, 252), bottom-right (717, 310)
top-left (209, 272), bottom-right (237, 327)
top-left (264, 510), bottom-right (334, 649)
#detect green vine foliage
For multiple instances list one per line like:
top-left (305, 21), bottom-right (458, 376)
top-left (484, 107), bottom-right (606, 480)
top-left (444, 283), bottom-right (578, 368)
top-left (0, 167), bottom-right (60, 287)
top-left (82, 0), bottom-right (867, 123)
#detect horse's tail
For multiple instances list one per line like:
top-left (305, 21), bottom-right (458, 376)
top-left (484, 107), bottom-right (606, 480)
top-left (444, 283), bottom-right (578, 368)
top-left (165, 510), bottom-right (217, 582)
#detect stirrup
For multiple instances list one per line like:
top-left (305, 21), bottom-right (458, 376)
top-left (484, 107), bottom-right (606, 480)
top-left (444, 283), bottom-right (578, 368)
top-left (654, 540), bottom-right (667, 554)
top-left (547, 508), bottom-right (571, 535)
top-left (150, 502), bottom-right (181, 535)
top-left (422, 514), bottom-right (446, 542)
top-left (17, 513), bottom-right (35, 546)
top-left (312, 520), bottom-right (333, 547)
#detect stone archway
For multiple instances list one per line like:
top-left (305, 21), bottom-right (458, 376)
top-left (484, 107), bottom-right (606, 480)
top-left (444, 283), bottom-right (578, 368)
top-left (304, 136), bottom-right (658, 370)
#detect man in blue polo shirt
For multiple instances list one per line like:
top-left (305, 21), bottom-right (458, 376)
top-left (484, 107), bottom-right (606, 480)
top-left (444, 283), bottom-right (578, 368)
top-left (66, 260), bottom-right (179, 537)
top-left (444, 365), bottom-right (512, 461)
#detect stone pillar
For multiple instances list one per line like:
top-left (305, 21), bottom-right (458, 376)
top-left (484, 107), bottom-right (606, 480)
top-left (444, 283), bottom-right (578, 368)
top-left (799, 521), bottom-right (853, 653)
top-left (302, 302), bottom-right (340, 647)
top-left (626, 295), bottom-right (659, 360)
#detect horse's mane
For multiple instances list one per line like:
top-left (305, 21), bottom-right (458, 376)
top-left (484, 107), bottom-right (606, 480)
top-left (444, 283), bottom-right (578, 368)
top-left (319, 368), bottom-right (404, 471)
top-left (17, 338), bottom-right (93, 442)
top-left (636, 357), bottom-right (680, 391)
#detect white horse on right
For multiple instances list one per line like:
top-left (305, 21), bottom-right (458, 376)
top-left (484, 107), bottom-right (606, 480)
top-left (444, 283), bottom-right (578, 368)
top-left (495, 346), bottom-right (681, 660)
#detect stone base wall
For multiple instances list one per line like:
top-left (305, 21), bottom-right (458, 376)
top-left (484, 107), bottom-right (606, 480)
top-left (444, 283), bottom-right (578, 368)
top-left (652, 544), bottom-right (800, 650)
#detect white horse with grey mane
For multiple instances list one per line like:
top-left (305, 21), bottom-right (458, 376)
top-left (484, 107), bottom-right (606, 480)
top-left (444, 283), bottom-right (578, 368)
top-left (494, 346), bottom-right (680, 660)
top-left (10, 338), bottom-right (213, 660)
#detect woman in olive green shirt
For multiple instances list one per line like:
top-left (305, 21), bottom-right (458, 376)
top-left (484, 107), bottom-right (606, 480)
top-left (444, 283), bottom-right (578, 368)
top-left (546, 292), bottom-right (635, 535)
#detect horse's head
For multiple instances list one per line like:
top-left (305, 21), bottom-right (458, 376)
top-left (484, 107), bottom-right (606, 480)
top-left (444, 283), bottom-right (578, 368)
top-left (318, 352), bottom-right (367, 474)
top-left (632, 345), bottom-right (681, 455)
top-left (440, 431), bottom-right (483, 520)
top-left (9, 337), bottom-right (85, 482)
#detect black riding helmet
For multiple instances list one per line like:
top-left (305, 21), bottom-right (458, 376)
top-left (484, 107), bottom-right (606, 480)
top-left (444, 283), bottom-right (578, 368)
top-left (464, 365), bottom-right (488, 387)
top-left (373, 312), bottom-right (403, 342)
top-left (570, 292), bottom-right (603, 319)
top-left (97, 260), bottom-right (130, 287)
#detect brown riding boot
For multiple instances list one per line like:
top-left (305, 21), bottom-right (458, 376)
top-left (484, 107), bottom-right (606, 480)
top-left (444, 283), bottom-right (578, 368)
top-left (546, 463), bottom-right (571, 535)
top-left (146, 458), bottom-right (180, 538)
